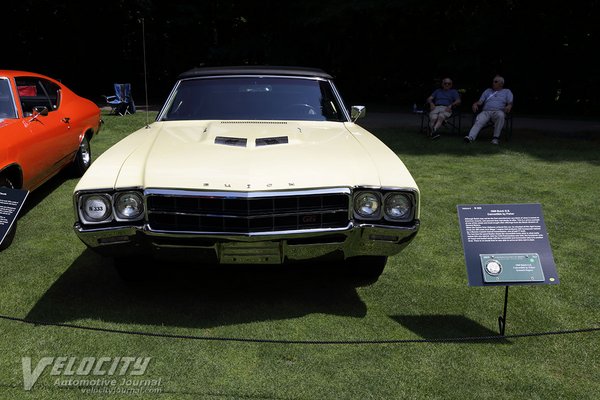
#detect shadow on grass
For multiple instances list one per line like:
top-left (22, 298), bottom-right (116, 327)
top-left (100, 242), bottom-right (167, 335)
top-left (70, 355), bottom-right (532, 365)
top-left (369, 126), bottom-right (600, 165)
top-left (390, 315), bottom-right (511, 344)
top-left (18, 172), bottom-right (72, 218)
top-left (26, 249), bottom-right (367, 329)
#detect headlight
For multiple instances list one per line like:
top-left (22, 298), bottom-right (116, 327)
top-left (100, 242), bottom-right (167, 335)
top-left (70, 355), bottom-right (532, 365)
top-left (353, 192), bottom-right (381, 219)
top-left (383, 193), bottom-right (412, 220)
top-left (114, 192), bottom-right (144, 220)
top-left (80, 194), bottom-right (112, 223)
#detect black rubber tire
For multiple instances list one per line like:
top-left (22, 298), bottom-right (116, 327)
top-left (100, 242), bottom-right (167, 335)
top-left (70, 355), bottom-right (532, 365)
top-left (345, 256), bottom-right (388, 285)
top-left (72, 136), bottom-right (92, 177)
top-left (0, 176), bottom-right (17, 251)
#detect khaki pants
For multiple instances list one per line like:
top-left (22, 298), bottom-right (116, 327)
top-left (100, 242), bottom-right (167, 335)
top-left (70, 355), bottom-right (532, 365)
top-left (429, 106), bottom-right (451, 129)
top-left (468, 110), bottom-right (505, 140)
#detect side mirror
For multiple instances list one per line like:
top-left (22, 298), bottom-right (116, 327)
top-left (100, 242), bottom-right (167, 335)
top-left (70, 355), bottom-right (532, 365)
top-left (33, 106), bottom-right (49, 116)
top-left (351, 105), bottom-right (366, 122)
top-left (28, 106), bottom-right (49, 122)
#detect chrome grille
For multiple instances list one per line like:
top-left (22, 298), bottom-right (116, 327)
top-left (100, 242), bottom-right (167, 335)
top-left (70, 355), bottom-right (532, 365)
top-left (146, 190), bottom-right (350, 233)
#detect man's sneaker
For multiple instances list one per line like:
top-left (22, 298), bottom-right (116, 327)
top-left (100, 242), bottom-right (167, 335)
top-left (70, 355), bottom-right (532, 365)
top-left (463, 136), bottom-right (472, 143)
top-left (431, 133), bottom-right (441, 140)
top-left (491, 138), bottom-right (499, 145)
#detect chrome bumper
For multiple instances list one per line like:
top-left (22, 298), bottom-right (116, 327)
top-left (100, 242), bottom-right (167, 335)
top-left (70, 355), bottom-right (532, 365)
top-left (74, 221), bottom-right (420, 263)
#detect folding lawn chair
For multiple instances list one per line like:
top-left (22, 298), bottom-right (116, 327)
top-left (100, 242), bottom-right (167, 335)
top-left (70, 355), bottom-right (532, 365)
top-left (104, 83), bottom-right (136, 115)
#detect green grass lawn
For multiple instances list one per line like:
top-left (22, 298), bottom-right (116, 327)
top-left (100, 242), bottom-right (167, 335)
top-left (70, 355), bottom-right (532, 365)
top-left (1, 112), bottom-right (599, 399)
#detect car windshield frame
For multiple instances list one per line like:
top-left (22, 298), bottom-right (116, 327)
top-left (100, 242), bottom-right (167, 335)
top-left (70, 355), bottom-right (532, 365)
top-left (0, 77), bottom-right (18, 120)
top-left (157, 75), bottom-right (351, 122)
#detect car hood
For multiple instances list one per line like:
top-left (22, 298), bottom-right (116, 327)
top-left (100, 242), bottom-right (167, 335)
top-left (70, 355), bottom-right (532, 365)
top-left (77, 120), bottom-right (417, 192)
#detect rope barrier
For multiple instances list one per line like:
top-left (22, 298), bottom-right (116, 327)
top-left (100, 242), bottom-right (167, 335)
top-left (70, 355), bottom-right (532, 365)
top-left (1, 313), bottom-right (598, 345)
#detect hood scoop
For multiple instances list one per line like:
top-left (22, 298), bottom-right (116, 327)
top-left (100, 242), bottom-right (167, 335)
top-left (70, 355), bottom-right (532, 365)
top-left (214, 136), bottom-right (248, 147)
top-left (256, 136), bottom-right (289, 146)
top-left (213, 136), bottom-right (290, 147)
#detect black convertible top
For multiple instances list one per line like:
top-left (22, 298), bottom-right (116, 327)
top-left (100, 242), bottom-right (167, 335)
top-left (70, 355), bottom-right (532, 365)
top-left (178, 66), bottom-right (333, 80)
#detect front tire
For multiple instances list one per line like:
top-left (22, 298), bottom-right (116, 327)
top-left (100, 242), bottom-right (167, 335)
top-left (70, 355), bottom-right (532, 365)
top-left (345, 256), bottom-right (388, 285)
top-left (72, 136), bottom-right (92, 177)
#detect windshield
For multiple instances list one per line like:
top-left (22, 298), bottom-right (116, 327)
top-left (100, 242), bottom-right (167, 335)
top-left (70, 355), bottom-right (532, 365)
top-left (159, 76), bottom-right (347, 122)
top-left (0, 78), bottom-right (18, 120)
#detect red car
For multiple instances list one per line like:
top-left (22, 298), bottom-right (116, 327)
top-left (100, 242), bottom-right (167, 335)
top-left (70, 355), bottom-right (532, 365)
top-left (1, 70), bottom-right (102, 248)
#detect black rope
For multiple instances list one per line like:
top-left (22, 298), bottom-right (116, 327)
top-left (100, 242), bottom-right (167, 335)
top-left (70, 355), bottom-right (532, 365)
top-left (1, 313), bottom-right (598, 345)
top-left (0, 381), bottom-right (290, 399)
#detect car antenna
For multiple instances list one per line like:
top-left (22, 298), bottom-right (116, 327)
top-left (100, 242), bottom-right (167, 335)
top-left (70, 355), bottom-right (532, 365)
top-left (140, 17), bottom-right (151, 129)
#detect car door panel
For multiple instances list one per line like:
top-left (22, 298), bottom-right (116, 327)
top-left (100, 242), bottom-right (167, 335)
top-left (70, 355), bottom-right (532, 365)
top-left (15, 77), bottom-right (72, 189)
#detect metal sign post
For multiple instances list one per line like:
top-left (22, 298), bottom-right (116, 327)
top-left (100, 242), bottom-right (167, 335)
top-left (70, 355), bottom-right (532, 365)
top-left (498, 286), bottom-right (509, 336)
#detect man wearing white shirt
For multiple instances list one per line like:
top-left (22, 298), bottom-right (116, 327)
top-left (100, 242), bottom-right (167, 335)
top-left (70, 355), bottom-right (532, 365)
top-left (464, 75), bottom-right (514, 145)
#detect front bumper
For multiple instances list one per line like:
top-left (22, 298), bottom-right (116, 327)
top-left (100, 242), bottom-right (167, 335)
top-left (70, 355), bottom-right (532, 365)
top-left (74, 221), bottom-right (420, 263)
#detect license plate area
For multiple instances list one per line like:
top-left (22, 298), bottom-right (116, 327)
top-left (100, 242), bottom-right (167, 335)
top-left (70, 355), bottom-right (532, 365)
top-left (219, 241), bottom-right (282, 264)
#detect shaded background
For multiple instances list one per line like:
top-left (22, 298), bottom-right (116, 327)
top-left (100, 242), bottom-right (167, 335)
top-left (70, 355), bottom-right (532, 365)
top-left (3, 0), bottom-right (599, 116)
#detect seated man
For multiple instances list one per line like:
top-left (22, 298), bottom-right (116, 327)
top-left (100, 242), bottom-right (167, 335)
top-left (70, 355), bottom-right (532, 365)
top-left (426, 78), bottom-right (461, 140)
top-left (464, 75), bottom-right (513, 145)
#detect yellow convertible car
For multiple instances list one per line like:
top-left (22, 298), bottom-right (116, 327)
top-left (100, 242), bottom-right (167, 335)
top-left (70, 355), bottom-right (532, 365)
top-left (73, 67), bottom-right (420, 281)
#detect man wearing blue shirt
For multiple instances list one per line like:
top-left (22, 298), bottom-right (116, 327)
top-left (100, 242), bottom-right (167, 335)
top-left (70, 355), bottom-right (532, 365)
top-left (427, 78), bottom-right (461, 139)
top-left (464, 75), bottom-right (514, 145)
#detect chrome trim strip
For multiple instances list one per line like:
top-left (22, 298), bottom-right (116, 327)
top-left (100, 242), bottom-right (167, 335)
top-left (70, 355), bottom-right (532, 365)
top-left (329, 80), bottom-right (351, 122)
top-left (144, 187), bottom-right (352, 198)
top-left (156, 80), bottom-right (181, 120)
top-left (147, 208), bottom-right (349, 219)
top-left (144, 223), bottom-right (354, 238)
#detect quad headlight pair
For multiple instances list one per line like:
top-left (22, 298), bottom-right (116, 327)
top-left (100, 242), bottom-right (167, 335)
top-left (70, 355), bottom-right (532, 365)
top-left (78, 191), bottom-right (144, 224)
top-left (353, 191), bottom-right (413, 221)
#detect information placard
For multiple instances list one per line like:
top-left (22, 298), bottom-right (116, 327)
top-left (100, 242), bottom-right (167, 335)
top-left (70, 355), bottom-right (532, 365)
top-left (457, 203), bottom-right (559, 286)
top-left (0, 187), bottom-right (29, 247)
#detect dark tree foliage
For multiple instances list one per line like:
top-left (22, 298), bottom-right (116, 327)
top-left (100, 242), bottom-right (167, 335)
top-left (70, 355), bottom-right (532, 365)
top-left (2, 0), bottom-right (598, 115)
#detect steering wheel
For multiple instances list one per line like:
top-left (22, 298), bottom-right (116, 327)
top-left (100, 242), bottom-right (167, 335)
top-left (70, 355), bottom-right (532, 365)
top-left (286, 103), bottom-right (317, 116)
